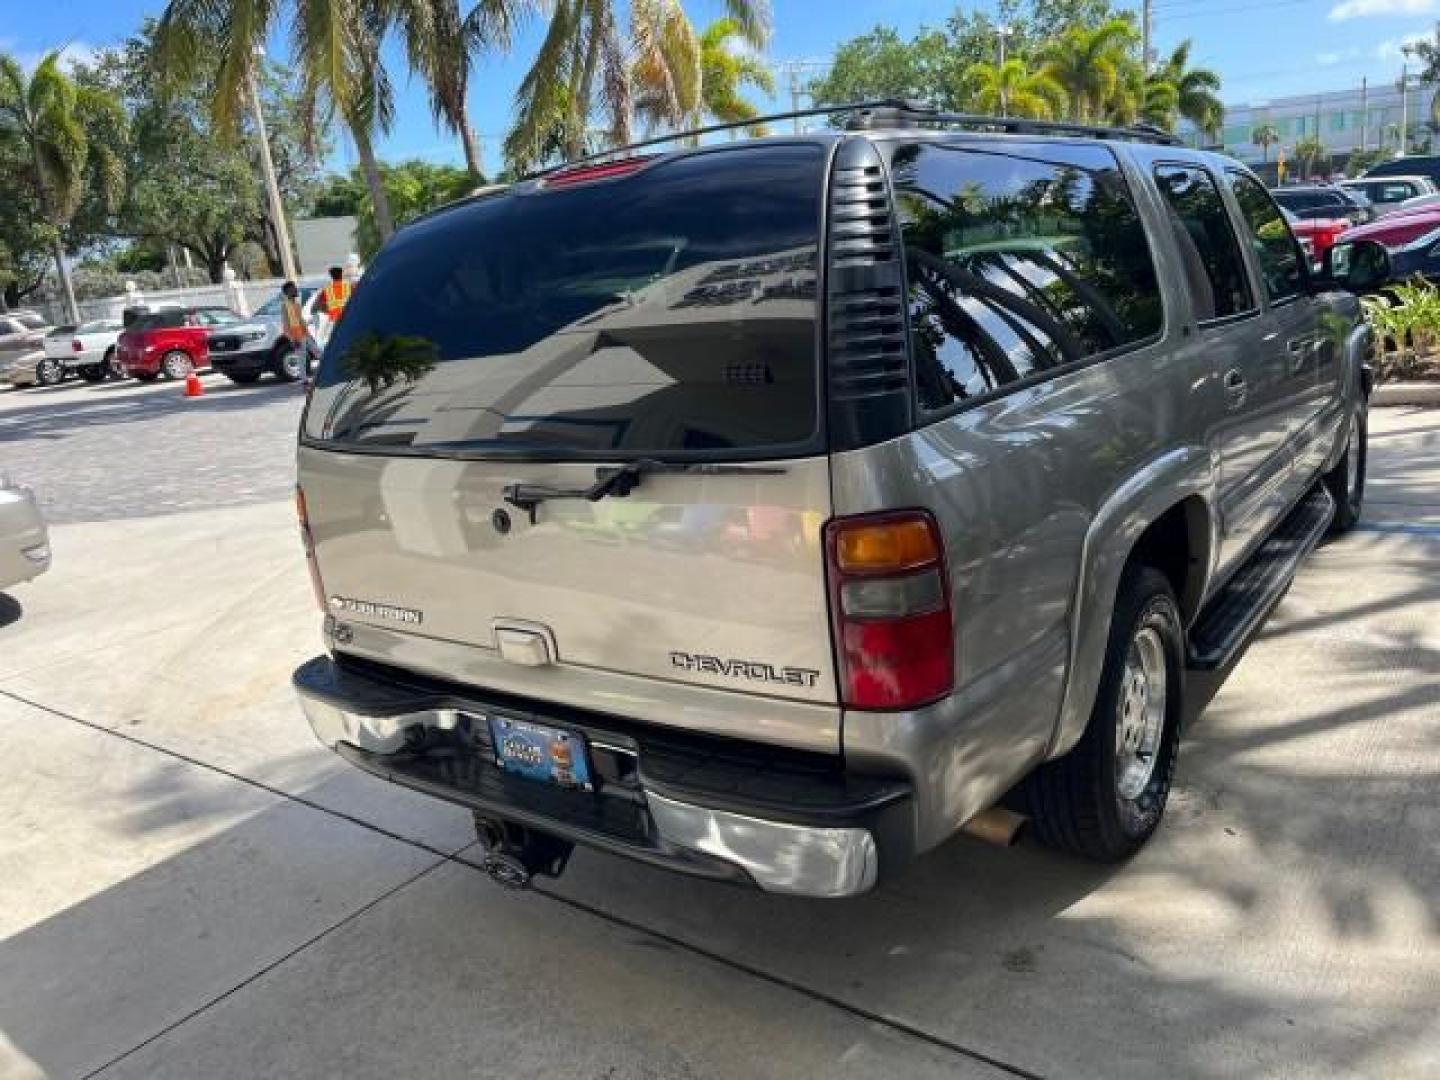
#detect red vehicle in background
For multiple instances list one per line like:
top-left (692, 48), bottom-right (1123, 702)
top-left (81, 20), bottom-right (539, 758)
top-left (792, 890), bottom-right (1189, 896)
top-left (1283, 209), bottom-right (1348, 267)
top-left (114, 306), bottom-right (241, 381)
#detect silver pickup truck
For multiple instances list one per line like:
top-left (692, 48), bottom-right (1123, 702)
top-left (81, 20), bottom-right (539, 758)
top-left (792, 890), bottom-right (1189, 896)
top-left (291, 104), bottom-right (1383, 898)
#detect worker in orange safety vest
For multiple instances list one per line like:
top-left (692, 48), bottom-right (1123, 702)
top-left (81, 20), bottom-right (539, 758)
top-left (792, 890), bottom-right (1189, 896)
top-left (316, 265), bottom-right (353, 324)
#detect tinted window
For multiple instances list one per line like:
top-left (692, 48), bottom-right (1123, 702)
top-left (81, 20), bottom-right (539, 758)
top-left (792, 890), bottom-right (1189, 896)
top-left (892, 141), bottom-right (1161, 412)
top-left (1273, 191), bottom-right (1322, 210)
top-left (308, 145), bottom-right (823, 457)
top-left (198, 309), bottom-right (239, 326)
top-left (135, 310), bottom-right (187, 330)
top-left (1227, 173), bottom-right (1305, 301)
top-left (1154, 165), bottom-right (1254, 321)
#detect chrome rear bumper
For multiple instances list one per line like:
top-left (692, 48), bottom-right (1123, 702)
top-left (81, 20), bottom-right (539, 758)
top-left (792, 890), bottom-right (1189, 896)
top-left (295, 655), bottom-right (907, 898)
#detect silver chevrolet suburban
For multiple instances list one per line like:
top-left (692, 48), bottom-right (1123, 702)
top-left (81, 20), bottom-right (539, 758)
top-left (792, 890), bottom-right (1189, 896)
top-left (292, 104), bottom-right (1384, 898)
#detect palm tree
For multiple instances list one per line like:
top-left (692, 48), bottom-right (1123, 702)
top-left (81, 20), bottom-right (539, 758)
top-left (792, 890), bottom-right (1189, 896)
top-left (1252, 123), bottom-right (1280, 163)
top-left (694, 17), bottom-right (774, 131)
top-left (0, 52), bottom-right (125, 322)
top-left (1294, 136), bottom-right (1327, 179)
top-left (1041, 19), bottom-right (1141, 125)
top-left (1154, 41), bottom-right (1222, 137)
top-left (963, 58), bottom-right (1067, 120)
top-left (506, 0), bottom-right (769, 172)
top-left (396, 1), bottom-right (534, 179)
top-left (155, 0), bottom-right (400, 242)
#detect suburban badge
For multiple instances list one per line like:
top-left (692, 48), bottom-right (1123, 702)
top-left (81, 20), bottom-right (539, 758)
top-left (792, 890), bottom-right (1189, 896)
top-left (328, 596), bottom-right (424, 625)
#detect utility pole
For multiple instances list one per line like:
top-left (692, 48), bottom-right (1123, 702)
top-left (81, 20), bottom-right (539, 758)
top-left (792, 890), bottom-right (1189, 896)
top-left (1142, 0), bottom-right (1153, 73)
top-left (997, 25), bottom-right (1010, 117)
top-left (247, 67), bottom-right (298, 282)
top-left (1399, 63), bottom-right (1410, 158)
top-left (1360, 77), bottom-right (1368, 152)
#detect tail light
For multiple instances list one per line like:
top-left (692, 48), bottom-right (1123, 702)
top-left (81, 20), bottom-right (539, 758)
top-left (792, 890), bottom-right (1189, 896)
top-left (295, 485), bottom-right (327, 613)
top-left (825, 511), bottom-right (954, 710)
top-left (71, 340), bottom-right (83, 353)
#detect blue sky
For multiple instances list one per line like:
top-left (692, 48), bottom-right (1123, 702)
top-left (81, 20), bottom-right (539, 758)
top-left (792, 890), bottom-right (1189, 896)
top-left (3, 0), bottom-right (1438, 172)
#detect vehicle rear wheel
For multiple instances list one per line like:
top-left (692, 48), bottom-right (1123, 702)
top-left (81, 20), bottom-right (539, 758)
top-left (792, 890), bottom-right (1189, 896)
top-left (78, 363), bottom-right (106, 383)
top-left (35, 358), bottom-right (65, 386)
top-left (103, 348), bottom-right (120, 380)
top-left (1023, 565), bottom-right (1184, 861)
top-left (1325, 405), bottom-right (1366, 533)
top-left (160, 350), bottom-right (193, 380)
top-left (273, 345), bottom-right (306, 383)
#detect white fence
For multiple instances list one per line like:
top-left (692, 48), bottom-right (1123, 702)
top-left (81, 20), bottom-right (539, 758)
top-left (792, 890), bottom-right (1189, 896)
top-left (35, 275), bottom-right (329, 325)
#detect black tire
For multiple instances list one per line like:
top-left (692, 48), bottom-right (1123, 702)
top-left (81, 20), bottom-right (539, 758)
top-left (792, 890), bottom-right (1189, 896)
top-left (103, 347), bottom-right (120, 380)
top-left (1024, 565), bottom-right (1184, 861)
top-left (226, 372), bottom-right (263, 385)
top-left (35, 357), bottom-right (65, 386)
top-left (134, 371), bottom-right (159, 383)
top-left (160, 350), bottom-right (193, 380)
top-left (272, 345), bottom-right (305, 383)
top-left (1325, 405), bottom-right (1366, 533)
top-left (78, 363), bottom-right (106, 383)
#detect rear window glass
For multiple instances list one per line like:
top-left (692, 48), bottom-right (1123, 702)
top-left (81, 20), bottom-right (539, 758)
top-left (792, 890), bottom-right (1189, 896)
top-left (135, 310), bottom-right (187, 330)
top-left (307, 145), bottom-right (824, 458)
top-left (893, 141), bottom-right (1162, 413)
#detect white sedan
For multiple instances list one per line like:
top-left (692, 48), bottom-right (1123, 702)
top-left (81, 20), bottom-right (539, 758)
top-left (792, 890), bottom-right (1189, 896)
top-left (43, 318), bottom-right (125, 382)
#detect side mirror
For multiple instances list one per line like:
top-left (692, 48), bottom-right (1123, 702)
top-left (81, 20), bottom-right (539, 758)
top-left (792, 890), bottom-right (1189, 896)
top-left (1321, 239), bottom-right (1391, 294)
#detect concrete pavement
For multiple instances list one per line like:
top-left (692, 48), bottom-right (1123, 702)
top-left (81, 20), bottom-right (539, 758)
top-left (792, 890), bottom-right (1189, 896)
top-left (0, 395), bottom-right (1437, 1079)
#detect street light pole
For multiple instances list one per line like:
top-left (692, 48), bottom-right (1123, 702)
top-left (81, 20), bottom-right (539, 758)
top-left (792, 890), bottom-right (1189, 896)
top-left (1399, 63), bottom-right (1410, 158)
top-left (247, 68), bottom-right (298, 282)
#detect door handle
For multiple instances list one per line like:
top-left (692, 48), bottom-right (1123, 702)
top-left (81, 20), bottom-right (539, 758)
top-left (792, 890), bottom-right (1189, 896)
top-left (1223, 368), bottom-right (1247, 409)
top-left (1287, 338), bottom-right (1313, 371)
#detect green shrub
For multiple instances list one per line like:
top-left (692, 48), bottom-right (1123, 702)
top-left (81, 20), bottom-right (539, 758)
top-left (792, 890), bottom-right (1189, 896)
top-left (1362, 277), bottom-right (1440, 382)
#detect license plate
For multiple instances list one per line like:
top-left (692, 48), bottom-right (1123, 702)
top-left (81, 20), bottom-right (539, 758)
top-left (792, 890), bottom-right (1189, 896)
top-left (488, 716), bottom-right (593, 791)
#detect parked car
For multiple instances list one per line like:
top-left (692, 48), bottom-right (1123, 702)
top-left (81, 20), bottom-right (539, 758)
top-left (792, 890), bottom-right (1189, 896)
top-left (1284, 208), bottom-right (1349, 267)
top-left (208, 287), bottom-right (320, 384)
top-left (1362, 154), bottom-right (1440, 188)
top-left (1337, 206), bottom-right (1440, 280)
top-left (0, 471), bottom-right (50, 591)
top-left (114, 306), bottom-right (241, 381)
top-left (0, 311), bottom-right (54, 381)
top-left (1340, 175), bottom-right (1438, 215)
top-left (292, 106), bottom-right (1379, 898)
top-left (1270, 184), bottom-right (1373, 225)
top-left (0, 349), bottom-right (51, 388)
top-left (43, 318), bottom-right (125, 383)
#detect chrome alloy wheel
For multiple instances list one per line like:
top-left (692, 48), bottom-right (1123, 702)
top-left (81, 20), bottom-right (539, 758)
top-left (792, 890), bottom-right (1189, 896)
top-left (1115, 624), bottom-right (1167, 800)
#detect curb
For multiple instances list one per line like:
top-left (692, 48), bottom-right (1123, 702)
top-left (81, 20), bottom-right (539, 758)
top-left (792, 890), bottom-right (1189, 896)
top-left (1372, 382), bottom-right (1440, 407)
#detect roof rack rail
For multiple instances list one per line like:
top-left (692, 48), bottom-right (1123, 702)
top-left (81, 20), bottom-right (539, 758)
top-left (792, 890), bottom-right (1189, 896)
top-left (526, 98), bottom-right (1182, 180)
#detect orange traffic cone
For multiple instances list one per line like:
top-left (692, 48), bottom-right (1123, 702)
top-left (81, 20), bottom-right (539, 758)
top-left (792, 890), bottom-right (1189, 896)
top-left (184, 372), bottom-right (204, 398)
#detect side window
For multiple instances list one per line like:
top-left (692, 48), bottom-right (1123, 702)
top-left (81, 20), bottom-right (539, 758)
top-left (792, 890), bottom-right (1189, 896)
top-left (1226, 172), bottom-right (1305, 302)
top-left (1153, 165), bottom-right (1254, 322)
top-left (893, 141), bottom-right (1163, 413)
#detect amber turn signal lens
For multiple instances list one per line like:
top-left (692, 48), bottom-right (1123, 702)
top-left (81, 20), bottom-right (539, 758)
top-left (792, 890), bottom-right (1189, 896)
top-left (833, 517), bottom-right (941, 573)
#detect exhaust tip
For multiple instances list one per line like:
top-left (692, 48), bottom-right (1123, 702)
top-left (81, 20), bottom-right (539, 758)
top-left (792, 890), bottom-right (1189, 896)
top-left (960, 806), bottom-right (1027, 847)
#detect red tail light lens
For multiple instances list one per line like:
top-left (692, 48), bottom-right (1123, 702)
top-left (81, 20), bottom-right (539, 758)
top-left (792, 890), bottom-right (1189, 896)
top-left (71, 340), bottom-right (83, 353)
top-left (295, 485), bottom-right (327, 613)
top-left (826, 511), bottom-right (954, 710)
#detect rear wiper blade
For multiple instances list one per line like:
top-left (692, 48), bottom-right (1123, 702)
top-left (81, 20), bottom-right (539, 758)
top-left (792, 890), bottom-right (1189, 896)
top-left (502, 459), bottom-right (787, 523)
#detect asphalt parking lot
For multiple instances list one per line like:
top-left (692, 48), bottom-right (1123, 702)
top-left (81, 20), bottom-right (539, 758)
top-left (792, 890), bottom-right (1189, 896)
top-left (1, 378), bottom-right (1438, 1079)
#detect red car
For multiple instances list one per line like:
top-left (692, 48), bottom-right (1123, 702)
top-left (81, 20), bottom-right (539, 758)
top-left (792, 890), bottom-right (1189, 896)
top-left (1284, 210), bottom-right (1348, 266)
top-left (115, 306), bottom-right (241, 381)
top-left (1337, 206), bottom-right (1440, 250)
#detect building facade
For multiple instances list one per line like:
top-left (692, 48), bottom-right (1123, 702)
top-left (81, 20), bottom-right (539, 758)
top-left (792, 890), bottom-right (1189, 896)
top-left (1184, 79), bottom-right (1436, 171)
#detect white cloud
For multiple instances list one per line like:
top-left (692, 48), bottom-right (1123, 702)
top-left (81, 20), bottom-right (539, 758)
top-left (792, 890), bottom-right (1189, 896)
top-left (1329, 0), bottom-right (1437, 21)
top-left (1375, 31), bottom-right (1431, 57)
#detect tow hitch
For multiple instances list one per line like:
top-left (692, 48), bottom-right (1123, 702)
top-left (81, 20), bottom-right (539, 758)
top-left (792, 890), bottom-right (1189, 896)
top-left (473, 814), bottom-right (574, 890)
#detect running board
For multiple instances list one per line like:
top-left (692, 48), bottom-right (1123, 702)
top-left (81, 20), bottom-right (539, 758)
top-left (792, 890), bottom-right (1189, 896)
top-left (1187, 486), bottom-right (1336, 670)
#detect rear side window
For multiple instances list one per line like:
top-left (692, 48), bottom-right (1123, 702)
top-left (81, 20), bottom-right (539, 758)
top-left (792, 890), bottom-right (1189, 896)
top-left (1227, 172), bottom-right (1305, 302)
top-left (307, 145), bottom-right (824, 458)
top-left (1153, 165), bottom-right (1254, 322)
top-left (136, 310), bottom-right (187, 330)
top-left (891, 141), bottom-right (1161, 413)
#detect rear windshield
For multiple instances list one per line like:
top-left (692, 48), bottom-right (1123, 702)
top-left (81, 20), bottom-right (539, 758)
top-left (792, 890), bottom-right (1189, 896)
top-left (134, 310), bottom-right (187, 330)
top-left (305, 144), bottom-right (824, 458)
